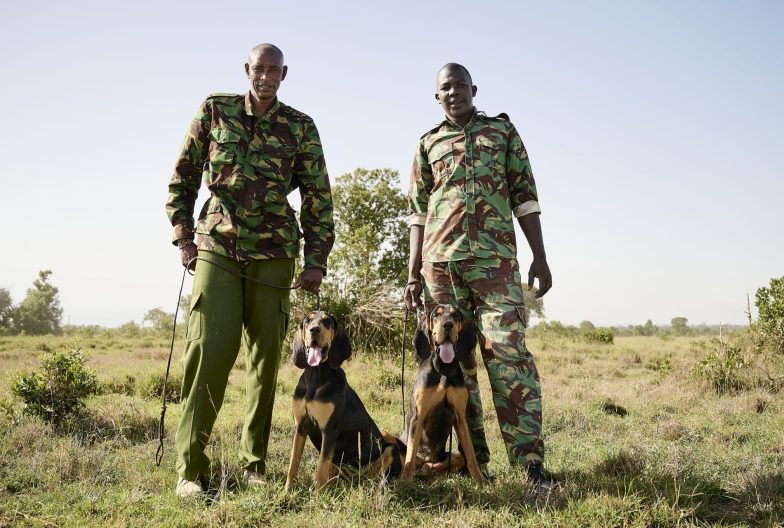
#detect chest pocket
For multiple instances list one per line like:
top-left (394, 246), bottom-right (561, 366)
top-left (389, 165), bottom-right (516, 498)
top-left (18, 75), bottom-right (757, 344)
top-left (475, 135), bottom-right (506, 172)
top-left (249, 137), bottom-right (298, 181)
top-left (208, 127), bottom-right (241, 166)
top-left (428, 142), bottom-right (460, 187)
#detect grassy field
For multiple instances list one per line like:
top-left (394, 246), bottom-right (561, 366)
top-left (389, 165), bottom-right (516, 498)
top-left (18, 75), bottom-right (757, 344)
top-left (0, 332), bottom-right (782, 527)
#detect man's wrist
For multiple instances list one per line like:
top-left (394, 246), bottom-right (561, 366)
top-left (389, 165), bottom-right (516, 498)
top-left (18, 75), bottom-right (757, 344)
top-left (304, 267), bottom-right (326, 277)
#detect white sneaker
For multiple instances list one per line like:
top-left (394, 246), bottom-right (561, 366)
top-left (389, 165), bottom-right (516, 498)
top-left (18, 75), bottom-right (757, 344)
top-left (175, 477), bottom-right (203, 498)
top-left (243, 469), bottom-right (265, 487)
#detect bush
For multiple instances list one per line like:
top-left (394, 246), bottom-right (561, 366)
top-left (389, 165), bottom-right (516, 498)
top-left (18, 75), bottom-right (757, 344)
top-left (755, 276), bottom-right (784, 353)
top-left (10, 347), bottom-right (98, 425)
top-left (583, 327), bottom-right (615, 344)
top-left (531, 320), bottom-right (579, 339)
top-left (137, 371), bottom-right (182, 403)
top-left (692, 338), bottom-right (747, 394)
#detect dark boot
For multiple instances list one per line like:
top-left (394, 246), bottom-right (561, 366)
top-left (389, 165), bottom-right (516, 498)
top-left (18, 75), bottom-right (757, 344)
top-left (526, 462), bottom-right (553, 491)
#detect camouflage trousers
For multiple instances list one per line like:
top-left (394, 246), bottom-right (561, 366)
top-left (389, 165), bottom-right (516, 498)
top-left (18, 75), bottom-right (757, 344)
top-left (422, 257), bottom-right (543, 466)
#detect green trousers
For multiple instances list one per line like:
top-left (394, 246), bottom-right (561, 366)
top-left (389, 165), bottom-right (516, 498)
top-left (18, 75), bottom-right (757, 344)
top-left (175, 251), bottom-right (294, 481)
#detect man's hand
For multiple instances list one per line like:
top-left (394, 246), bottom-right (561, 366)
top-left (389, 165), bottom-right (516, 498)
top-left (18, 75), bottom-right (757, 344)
top-left (527, 256), bottom-right (552, 298)
top-left (179, 241), bottom-right (198, 270)
top-left (404, 281), bottom-right (423, 311)
top-left (299, 268), bottom-right (324, 293)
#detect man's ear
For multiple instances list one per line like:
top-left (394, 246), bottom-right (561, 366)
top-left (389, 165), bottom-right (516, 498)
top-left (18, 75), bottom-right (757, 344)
top-left (281, 64), bottom-right (288, 81)
top-left (414, 319), bottom-right (431, 360)
top-left (455, 323), bottom-right (477, 361)
top-left (328, 321), bottom-right (352, 368)
top-left (290, 323), bottom-right (308, 369)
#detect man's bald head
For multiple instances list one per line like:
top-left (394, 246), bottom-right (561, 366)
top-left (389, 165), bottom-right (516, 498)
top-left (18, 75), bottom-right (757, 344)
top-left (437, 63), bottom-right (472, 86)
top-left (249, 43), bottom-right (284, 65)
top-left (245, 43), bottom-right (288, 111)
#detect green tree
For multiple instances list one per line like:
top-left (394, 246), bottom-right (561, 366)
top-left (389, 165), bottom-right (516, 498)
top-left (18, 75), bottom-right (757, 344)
top-left (143, 307), bottom-right (175, 333)
top-left (15, 270), bottom-right (63, 335)
top-left (522, 286), bottom-right (545, 321)
top-left (329, 168), bottom-right (408, 291)
top-left (178, 294), bottom-right (192, 322)
top-left (755, 276), bottom-right (784, 352)
top-left (756, 276), bottom-right (784, 334)
top-left (671, 316), bottom-right (689, 336)
top-left (580, 320), bottom-right (595, 333)
top-left (0, 288), bottom-right (14, 334)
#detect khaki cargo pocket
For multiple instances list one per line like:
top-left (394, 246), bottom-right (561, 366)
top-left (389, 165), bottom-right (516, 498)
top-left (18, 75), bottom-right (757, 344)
top-left (185, 292), bottom-right (203, 342)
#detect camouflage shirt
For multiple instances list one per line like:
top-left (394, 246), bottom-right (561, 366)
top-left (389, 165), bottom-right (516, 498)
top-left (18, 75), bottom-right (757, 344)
top-left (166, 92), bottom-right (335, 271)
top-left (408, 110), bottom-right (541, 263)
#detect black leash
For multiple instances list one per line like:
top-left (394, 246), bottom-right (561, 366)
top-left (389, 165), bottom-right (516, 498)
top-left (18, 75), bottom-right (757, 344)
top-left (155, 255), bottom-right (316, 466)
top-left (400, 307), bottom-right (410, 432)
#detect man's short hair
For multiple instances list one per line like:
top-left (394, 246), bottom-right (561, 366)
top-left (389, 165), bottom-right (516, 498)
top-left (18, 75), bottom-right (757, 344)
top-left (438, 63), bottom-right (472, 83)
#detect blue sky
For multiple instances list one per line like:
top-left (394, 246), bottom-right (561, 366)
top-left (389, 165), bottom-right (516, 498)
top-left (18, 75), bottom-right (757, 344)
top-left (1, 0), bottom-right (781, 327)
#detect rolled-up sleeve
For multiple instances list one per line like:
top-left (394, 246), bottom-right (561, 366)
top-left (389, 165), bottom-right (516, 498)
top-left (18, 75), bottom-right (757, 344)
top-left (295, 121), bottom-right (335, 274)
top-left (505, 125), bottom-right (541, 217)
top-left (407, 139), bottom-right (432, 226)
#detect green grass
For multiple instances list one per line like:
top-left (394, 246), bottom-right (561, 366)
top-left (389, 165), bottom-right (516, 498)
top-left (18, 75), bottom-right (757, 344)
top-left (0, 334), bottom-right (782, 527)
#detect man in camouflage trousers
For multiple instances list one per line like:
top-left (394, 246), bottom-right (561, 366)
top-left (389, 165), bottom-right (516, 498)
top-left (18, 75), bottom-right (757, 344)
top-left (166, 43), bottom-right (334, 497)
top-left (404, 63), bottom-right (553, 488)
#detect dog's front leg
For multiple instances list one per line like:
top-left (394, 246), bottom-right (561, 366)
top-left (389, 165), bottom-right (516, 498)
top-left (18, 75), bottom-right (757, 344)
top-left (402, 410), bottom-right (424, 480)
top-left (314, 426), bottom-right (338, 491)
top-left (454, 408), bottom-right (488, 484)
top-left (285, 427), bottom-right (307, 491)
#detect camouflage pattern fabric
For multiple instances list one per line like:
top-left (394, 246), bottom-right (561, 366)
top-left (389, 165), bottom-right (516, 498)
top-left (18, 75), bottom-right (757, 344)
top-left (408, 110), bottom-right (540, 264)
top-left (166, 93), bottom-right (335, 270)
top-left (422, 258), bottom-right (543, 465)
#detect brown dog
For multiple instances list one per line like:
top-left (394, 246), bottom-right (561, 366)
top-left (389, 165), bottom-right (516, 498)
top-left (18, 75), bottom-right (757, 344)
top-left (401, 305), bottom-right (487, 483)
top-left (285, 311), bottom-right (402, 491)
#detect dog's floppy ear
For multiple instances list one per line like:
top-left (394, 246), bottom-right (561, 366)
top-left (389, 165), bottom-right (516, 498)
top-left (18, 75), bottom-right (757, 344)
top-left (414, 318), bottom-right (431, 360)
top-left (328, 319), bottom-right (352, 368)
top-left (454, 321), bottom-right (477, 361)
top-left (290, 321), bottom-right (308, 369)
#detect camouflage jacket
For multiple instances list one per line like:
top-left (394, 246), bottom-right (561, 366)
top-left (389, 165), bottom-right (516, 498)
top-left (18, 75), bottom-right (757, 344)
top-left (166, 93), bottom-right (335, 271)
top-left (408, 109), bottom-right (541, 263)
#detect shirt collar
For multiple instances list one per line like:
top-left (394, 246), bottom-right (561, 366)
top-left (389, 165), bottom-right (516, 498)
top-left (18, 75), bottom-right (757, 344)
top-left (442, 107), bottom-right (483, 130)
top-left (244, 92), bottom-right (281, 121)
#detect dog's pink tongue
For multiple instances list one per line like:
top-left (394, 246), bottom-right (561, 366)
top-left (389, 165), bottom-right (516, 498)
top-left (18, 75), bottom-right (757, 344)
top-left (307, 347), bottom-right (323, 366)
top-left (439, 343), bottom-right (455, 363)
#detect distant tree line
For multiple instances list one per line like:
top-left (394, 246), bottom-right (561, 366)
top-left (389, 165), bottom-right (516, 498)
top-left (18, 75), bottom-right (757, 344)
top-left (528, 316), bottom-right (749, 341)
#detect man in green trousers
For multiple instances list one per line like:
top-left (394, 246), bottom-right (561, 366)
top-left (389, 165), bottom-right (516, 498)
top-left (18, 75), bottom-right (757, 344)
top-left (165, 43), bottom-right (335, 497)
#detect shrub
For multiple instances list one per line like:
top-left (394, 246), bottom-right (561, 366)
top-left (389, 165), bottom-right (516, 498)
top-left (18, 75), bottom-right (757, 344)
top-left (10, 347), bottom-right (98, 425)
top-left (137, 371), bottom-right (182, 403)
top-left (531, 320), bottom-right (579, 339)
top-left (583, 327), bottom-right (615, 344)
top-left (755, 276), bottom-right (784, 353)
top-left (692, 338), bottom-right (747, 394)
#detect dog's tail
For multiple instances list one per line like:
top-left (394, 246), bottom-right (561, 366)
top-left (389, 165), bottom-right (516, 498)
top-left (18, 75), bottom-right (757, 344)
top-left (381, 431), bottom-right (407, 479)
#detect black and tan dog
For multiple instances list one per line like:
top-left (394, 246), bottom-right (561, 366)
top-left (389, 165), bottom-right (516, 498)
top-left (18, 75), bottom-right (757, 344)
top-left (401, 305), bottom-right (487, 483)
top-left (285, 311), bottom-right (402, 491)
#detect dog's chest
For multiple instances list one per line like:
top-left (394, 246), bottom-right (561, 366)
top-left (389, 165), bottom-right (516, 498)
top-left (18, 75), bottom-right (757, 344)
top-left (293, 397), bottom-right (336, 428)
